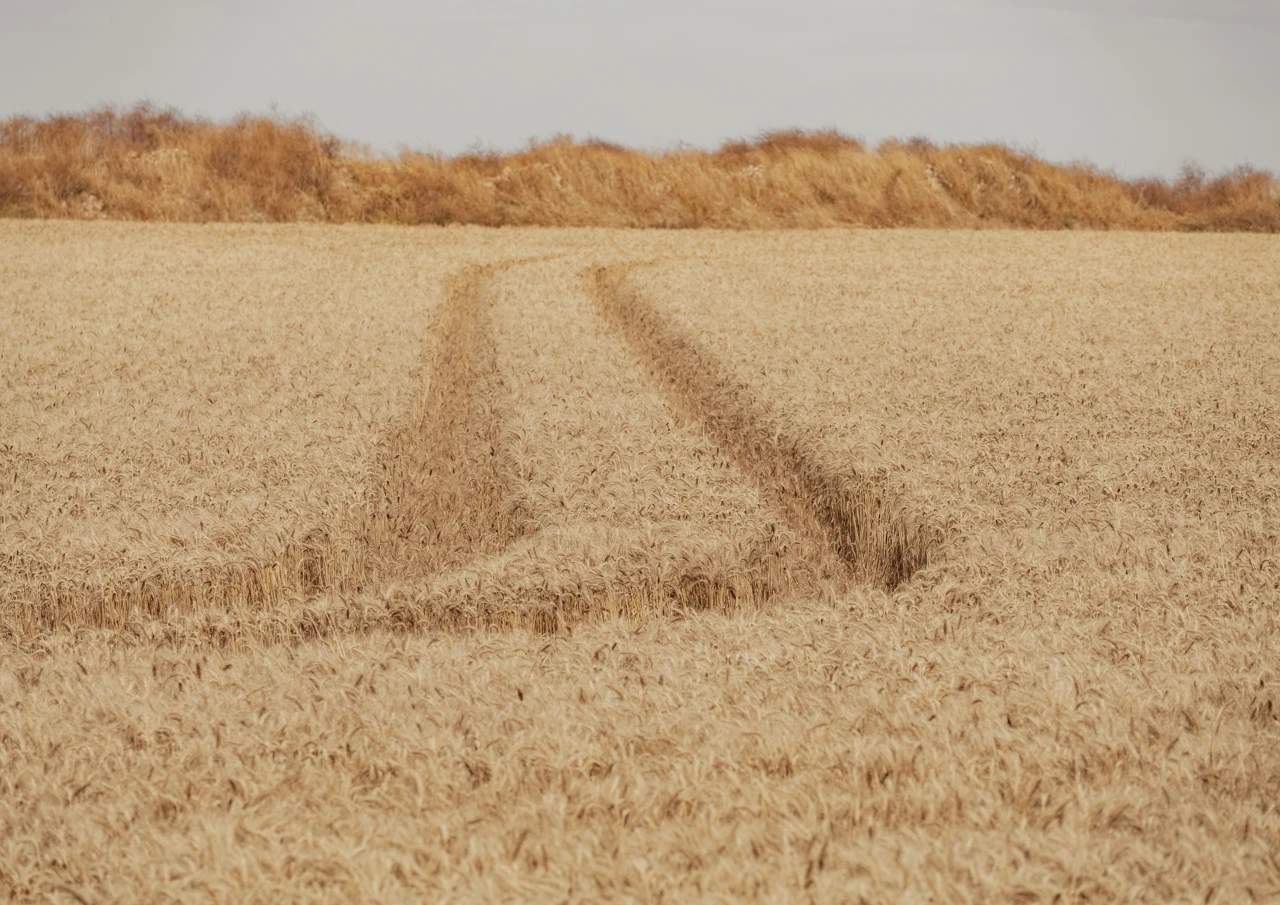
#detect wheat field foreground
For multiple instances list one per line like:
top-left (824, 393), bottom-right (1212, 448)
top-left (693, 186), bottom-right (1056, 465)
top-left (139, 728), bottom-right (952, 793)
top-left (1, 223), bottom-right (1278, 903)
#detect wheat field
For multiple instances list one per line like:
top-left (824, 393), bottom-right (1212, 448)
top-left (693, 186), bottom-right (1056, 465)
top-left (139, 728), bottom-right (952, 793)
top-left (1, 222), bottom-right (1278, 903)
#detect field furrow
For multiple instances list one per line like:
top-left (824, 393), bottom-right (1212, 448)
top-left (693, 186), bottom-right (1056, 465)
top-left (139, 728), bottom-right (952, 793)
top-left (625, 231), bottom-right (1280, 620)
top-left (0, 225), bottom-right (551, 636)
top-left (392, 257), bottom-right (799, 629)
top-left (595, 264), bottom-right (934, 589)
top-left (362, 264), bottom-right (515, 587)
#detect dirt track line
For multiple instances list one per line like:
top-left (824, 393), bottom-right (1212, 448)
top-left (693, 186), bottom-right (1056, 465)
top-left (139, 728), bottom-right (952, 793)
top-left (362, 263), bottom-right (516, 589)
top-left (385, 256), bottom-right (796, 633)
top-left (593, 264), bottom-right (933, 590)
top-left (7, 262), bottom-right (518, 640)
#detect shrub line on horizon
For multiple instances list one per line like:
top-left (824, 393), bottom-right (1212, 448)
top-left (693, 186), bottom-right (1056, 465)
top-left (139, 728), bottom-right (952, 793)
top-left (1, 105), bottom-right (1276, 231)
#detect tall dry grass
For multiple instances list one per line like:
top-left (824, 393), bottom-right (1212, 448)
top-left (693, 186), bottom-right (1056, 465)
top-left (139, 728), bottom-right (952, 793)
top-left (1, 104), bottom-right (1276, 230)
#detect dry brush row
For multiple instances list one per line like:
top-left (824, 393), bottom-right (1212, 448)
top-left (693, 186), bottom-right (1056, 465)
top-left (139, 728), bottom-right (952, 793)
top-left (2, 105), bottom-right (1277, 230)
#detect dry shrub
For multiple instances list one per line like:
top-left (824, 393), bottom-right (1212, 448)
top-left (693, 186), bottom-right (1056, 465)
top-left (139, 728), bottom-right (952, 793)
top-left (1129, 163), bottom-right (1280, 231)
top-left (2, 104), bottom-right (1276, 230)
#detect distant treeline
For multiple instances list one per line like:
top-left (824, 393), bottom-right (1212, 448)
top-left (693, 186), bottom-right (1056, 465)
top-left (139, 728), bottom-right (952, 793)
top-left (1, 104), bottom-right (1276, 230)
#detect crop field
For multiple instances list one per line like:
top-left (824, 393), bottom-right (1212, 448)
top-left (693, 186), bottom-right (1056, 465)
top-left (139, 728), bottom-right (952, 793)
top-left (1, 222), bottom-right (1278, 903)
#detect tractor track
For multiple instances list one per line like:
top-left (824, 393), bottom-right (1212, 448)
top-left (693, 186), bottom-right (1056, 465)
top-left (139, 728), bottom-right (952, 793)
top-left (593, 263), bottom-right (933, 590)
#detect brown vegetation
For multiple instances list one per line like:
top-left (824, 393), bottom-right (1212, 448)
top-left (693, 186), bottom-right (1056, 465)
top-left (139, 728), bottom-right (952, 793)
top-left (2, 224), bottom-right (1278, 902)
top-left (1, 104), bottom-right (1276, 229)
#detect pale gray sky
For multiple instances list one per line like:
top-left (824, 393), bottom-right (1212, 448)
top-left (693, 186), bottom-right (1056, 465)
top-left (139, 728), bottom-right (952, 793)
top-left (2, 0), bottom-right (1277, 178)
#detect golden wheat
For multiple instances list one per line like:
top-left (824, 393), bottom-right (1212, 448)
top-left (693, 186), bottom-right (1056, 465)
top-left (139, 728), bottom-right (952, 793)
top-left (389, 255), bottom-right (799, 629)
top-left (595, 264), bottom-right (933, 589)
top-left (0, 222), bottom-right (558, 633)
top-left (1, 224), bottom-right (1277, 902)
top-left (626, 229), bottom-right (1280, 620)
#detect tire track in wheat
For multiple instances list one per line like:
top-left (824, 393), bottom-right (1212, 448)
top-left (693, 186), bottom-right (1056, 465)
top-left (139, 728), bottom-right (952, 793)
top-left (362, 264), bottom-right (515, 589)
top-left (384, 256), bottom-right (798, 633)
top-left (7, 263), bottom-right (512, 639)
top-left (594, 264), bottom-right (933, 589)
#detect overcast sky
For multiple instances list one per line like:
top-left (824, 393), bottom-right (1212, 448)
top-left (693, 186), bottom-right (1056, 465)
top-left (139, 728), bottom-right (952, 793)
top-left (2, 0), bottom-right (1277, 178)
